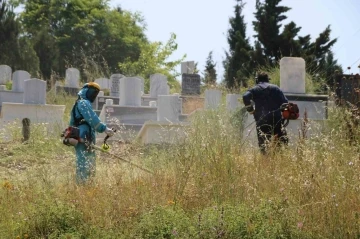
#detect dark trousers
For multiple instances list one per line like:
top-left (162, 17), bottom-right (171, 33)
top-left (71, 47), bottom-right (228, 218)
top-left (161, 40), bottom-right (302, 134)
top-left (256, 119), bottom-right (288, 154)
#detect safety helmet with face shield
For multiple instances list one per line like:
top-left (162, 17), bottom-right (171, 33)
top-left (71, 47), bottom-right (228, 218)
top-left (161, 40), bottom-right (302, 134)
top-left (83, 82), bottom-right (100, 103)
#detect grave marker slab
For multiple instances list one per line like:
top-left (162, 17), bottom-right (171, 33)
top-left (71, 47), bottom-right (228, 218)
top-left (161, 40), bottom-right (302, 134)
top-left (150, 73), bottom-right (169, 98)
top-left (95, 78), bottom-right (110, 89)
top-left (65, 68), bottom-right (80, 87)
top-left (157, 95), bottom-right (181, 122)
top-left (135, 76), bottom-right (145, 94)
top-left (181, 73), bottom-right (200, 95)
top-left (23, 78), bottom-right (46, 104)
top-left (0, 65), bottom-right (12, 85)
top-left (12, 70), bottom-right (30, 92)
top-left (205, 89), bottom-right (222, 109)
top-left (280, 57), bottom-right (306, 94)
top-left (120, 77), bottom-right (141, 106)
top-left (181, 61), bottom-right (195, 74)
top-left (110, 74), bottom-right (124, 97)
top-left (226, 94), bottom-right (240, 111)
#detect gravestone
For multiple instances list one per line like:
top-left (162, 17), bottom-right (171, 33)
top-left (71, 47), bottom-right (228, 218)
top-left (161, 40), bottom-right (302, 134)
top-left (157, 95), bottom-right (181, 122)
top-left (0, 65), bottom-right (12, 85)
top-left (95, 78), bottom-right (110, 90)
top-left (12, 70), bottom-right (31, 92)
top-left (181, 73), bottom-right (200, 95)
top-left (181, 61), bottom-right (195, 74)
top-left (110, 74), bottom-right (124, 97)
top-left (23, 78), bottom-right (46, 104)
top-left (95, 96), bottom-right (120, 111)
top-left (119, 77), bottom-right (142, 106)
top-left (65, 68), bottom-right (80, 88)
top-left (226, 94), bottom-right (240, 111)
top-left (135, 76), bottom-right (145, 94)
top-left (205, 89), bottom-right (222, 109)
top-left (150, 73), bottom-right (169, 98)
top-left (280, 57), bottom-right (305, 94)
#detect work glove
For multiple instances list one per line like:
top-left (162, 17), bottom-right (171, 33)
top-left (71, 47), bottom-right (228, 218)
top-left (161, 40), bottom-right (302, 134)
top-left (280, 103), bottom-right (289, 112)
top-left (105, 127), bottom-right (115, 137)
top-left (245, 105), bottom-right (255, 114)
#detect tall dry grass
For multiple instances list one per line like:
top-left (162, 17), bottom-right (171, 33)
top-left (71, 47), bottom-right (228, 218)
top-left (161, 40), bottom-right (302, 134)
top-left (1, 98), bottom-right (360, 238)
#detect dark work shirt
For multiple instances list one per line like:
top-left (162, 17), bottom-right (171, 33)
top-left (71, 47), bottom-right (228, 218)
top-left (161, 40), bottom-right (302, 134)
top-left (242, 82), bottom-right (288, 124)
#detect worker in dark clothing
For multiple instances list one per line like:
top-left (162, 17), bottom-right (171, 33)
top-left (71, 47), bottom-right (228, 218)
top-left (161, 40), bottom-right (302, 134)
top-left (242, 72), bottom-right (289, 154)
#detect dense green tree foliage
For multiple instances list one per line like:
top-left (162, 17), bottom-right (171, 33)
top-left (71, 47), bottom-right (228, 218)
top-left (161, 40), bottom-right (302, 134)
top-left (0, 0), bottom-right (39, 75)
top-left (203, 51), bottom-right (217, 85)
top-left (223, 0), bottom-right (253, 88)
top-left (223, 0), bottom-right (342, 88)
top-left (1, 0), bottom-right (183, 87)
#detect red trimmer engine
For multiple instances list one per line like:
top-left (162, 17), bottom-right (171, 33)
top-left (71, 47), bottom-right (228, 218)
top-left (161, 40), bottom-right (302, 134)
top-left (281, 103), bottom-right (300, 127)
top-left (61, 126), bottom-right (80, 146)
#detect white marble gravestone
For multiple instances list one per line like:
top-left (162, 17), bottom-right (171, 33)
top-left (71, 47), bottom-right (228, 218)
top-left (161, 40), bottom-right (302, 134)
top-left (181, 61), bottom-right (195, 74)
top-left (135, 76), bottom-right (145, 94)
top-left (95, 78), bottom-right (110, 90)
top-left (157, 95), bottom-right (181, 122)
top-left (205, 89), bottom-right (222, 109)
top-left (119, 77), bottom-right (142, 106)
top-left (0, 65), bottom-right (12, 85)
top-left (226, 94), bottom-right (240, 111)
top-left (65, 68), bottom-right (80, 88)
top-left (150, 73), bottom-right (169, 98)
top-left (12, 70), bottom-right (30, 92)
top-left (280, 57), bottom-right (306, 94)
top-left (110, 74), bottom-right (124, 97)
top-left (23, 78), bottom-right (46, 104)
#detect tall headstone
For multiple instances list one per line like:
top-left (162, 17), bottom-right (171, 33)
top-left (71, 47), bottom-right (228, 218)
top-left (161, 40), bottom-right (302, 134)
top-left (0, 65), bottom-right (12, 85)
top-left (110, 74), bottom-right (124, 97)
top-left (205, 89), bottom-right (222, 109)
top-left (150, 73), bottom-right (169, 98)
top-left (181, 73), bottom-right (201, 95)
top-left (119, 77), bottom-right (141, 106)
top-left (181, 61), bottom-right (195, 74)
top-left (23, 78), bottom-right (46, 104)
top-left (12, 70), bottom-right (31, 92)
top-left (95, 78), bottom-right (110, 90)
top-left (135, 76), bottom-right (145, 94)
top-left (65, 68), bottom-right (80, 88)
top-left (280, 57), bottom-right (306, 94)
top-left (157, 95), bottom-right (181, 122)
top-left (226, 94), bottom-right (240, 111)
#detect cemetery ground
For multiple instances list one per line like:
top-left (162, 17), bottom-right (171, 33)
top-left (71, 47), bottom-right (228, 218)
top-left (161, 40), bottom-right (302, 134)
top-left (1, 94), bottom-right (360, 238)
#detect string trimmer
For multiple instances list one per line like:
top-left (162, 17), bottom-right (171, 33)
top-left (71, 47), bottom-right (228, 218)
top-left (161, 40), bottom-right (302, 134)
top-left (91, 130), bottom-right (154, 175)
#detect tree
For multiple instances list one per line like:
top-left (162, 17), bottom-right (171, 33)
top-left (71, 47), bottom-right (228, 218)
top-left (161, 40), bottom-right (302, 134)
top-left (0, 0), bottom-right (39, 75)
top-left (253, 0), bottom-right (340, 77)
top-left (203, 51), bottom-right (217, 85)
top-left (322, 51), bottom-right (343, 88)
top-left (253, 0), bottom-right (292, 63)
top-left (18, 0), bottom-right (147, 80)
top-left (223, 0), bottom-right (253, 89)
top-left (119, 33), bottom-right (185, 92)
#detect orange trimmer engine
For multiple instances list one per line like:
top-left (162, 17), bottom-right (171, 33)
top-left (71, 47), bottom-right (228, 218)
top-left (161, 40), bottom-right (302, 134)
top-left (61, 126), bottom-right (81, 146)
top-left (281, 103), bottom-right (300, 127)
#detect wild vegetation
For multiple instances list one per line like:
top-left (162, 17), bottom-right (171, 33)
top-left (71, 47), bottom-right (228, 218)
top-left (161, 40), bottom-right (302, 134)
top-left (0, 0), bottom-right (354, 237)
top-left (1, 91), bottom-right (360, 238)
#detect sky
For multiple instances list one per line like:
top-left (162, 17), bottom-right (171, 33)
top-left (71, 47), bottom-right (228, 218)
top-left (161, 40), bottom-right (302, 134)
top-left (110, 0), bottom-right (360, 80)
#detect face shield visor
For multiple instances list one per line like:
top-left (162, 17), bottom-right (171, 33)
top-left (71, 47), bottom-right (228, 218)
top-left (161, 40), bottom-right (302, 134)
top-left (86, 86), bottom-right (100, 103)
